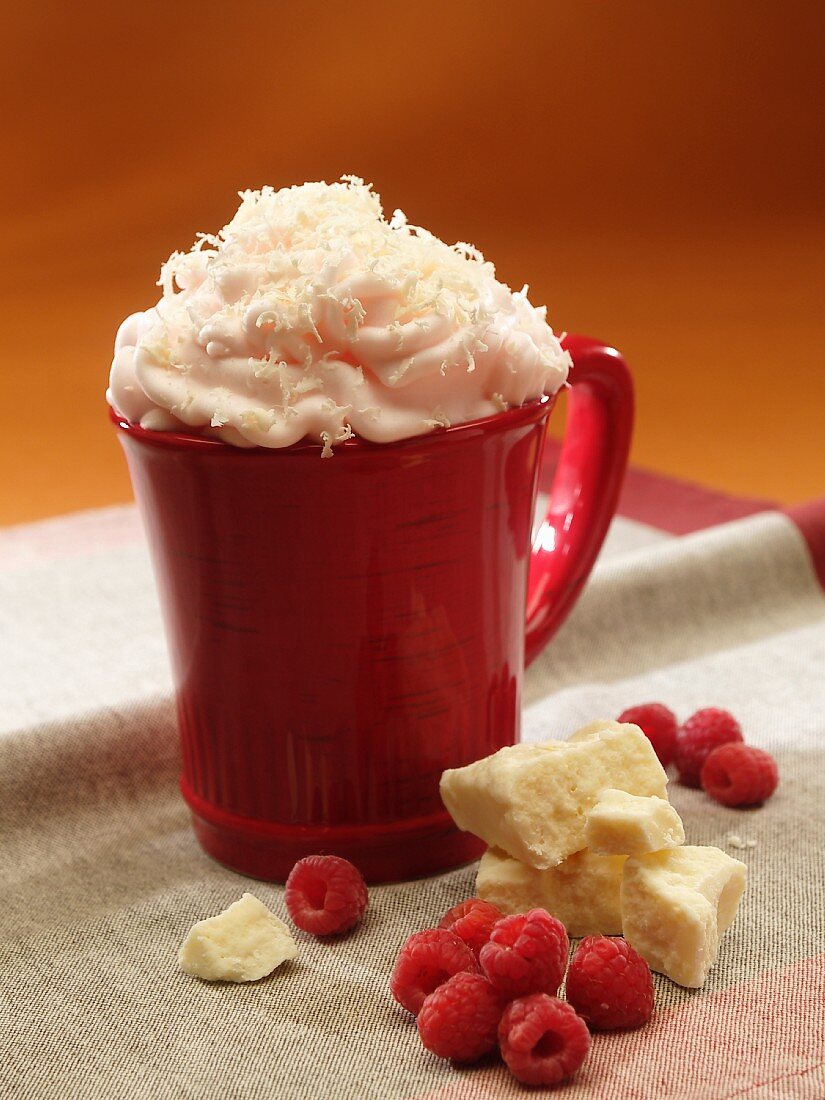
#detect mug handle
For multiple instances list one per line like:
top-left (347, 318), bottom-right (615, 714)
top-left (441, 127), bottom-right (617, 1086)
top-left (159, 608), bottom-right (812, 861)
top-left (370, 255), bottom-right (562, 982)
top-left (525, 334), bottom-right (634, 666)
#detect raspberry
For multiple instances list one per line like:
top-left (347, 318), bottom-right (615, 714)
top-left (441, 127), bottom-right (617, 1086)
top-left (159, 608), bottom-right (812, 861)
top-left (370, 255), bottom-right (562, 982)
top-left (701, 742), bottom-right (779, 806)
top-left (566, 936), bottom-right (654, 1030)
top-left (479, 908), bottom-right (569, 998)
top-left (417, 972), bottom-right (504, 1062)
top-left (618, 703), bottom-right (679, 768)
top-left (438, 898), bottom-right (503, 958)
top-left (674, 708), bottom-right (743, 787)
top-left (498, 994), bottom-right (590, 1086)
top-left (284, 855), bottom-right (368, 936)
top-left (390, 929), bottom-right (479, 1015)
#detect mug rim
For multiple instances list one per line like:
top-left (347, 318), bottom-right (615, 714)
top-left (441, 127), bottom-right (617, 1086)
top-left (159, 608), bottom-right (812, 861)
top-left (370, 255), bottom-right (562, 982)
top-left (108, 393), bottom-right (556, 456)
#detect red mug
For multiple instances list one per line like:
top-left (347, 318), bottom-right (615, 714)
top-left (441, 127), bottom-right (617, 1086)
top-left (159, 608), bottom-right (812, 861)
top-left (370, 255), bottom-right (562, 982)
top-left (113, 334), bottom-right (633, 883)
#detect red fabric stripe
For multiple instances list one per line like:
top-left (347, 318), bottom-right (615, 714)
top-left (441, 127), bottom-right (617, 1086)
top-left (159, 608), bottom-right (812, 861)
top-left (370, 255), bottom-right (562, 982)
top-left (785, 498), bottom-right (825, 592)
top-left (616, 466), bottom-right (775, 535)
top-left (539, 440), bottom-right (774, 535)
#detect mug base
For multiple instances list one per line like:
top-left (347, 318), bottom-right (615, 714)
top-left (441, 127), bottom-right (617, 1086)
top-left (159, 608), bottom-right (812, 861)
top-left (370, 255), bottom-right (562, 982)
top-left (182, 778), bottom-right (486, 884)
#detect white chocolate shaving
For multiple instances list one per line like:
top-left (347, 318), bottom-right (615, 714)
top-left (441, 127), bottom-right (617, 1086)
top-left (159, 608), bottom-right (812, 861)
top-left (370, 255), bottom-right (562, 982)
top-left (107, 177), bottom-right (570, 451)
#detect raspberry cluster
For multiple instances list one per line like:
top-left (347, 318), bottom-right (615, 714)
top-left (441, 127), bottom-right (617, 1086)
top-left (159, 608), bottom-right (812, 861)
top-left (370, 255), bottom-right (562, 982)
top-left (391, 900), bottom-right (654, 1086)
top-left (619, 702), bottom-right (779, 807)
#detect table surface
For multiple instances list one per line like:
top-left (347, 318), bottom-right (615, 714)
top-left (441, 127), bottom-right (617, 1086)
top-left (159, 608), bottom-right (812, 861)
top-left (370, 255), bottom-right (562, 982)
top-left (4, 481), bottom-right (824, 1099)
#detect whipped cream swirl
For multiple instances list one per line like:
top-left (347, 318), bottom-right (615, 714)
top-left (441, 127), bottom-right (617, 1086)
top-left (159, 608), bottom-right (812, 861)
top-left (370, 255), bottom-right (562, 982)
top-left (108, 177), bottom-right (570, 453)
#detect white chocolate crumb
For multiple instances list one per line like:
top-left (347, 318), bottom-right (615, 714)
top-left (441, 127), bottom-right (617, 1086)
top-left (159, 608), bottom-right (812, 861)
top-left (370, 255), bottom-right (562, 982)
top-left (726, 833), bottom-right (757, 850)
top-left (178, 893), bottom-right (298, 982)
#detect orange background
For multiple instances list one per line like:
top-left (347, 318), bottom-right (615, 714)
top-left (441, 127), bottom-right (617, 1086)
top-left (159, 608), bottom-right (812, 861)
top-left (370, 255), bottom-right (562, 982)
top-left (1, 1), bottom-right (823, 525)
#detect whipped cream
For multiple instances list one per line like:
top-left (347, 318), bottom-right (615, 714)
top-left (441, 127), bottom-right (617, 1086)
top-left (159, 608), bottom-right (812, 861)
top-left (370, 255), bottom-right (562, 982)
top-left (108, 177), bottom-right (570, 452)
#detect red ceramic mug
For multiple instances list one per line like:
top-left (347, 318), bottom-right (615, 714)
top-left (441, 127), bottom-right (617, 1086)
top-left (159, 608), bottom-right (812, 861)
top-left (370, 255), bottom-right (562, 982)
top-left (113, 334), bottom-right (633, 883)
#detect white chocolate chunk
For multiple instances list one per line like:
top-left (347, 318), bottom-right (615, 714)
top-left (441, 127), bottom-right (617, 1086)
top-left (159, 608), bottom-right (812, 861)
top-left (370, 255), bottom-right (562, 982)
top-left (178, 893), bottom-right (298, 982)
top-left (476, 846), bottom-right (625, 936)
top-left (440, 721), bottom-right (668, 869)
top-left (621, 847), bottom-right (747, 988)
top-left (585, 788), bottom-right (685, 856)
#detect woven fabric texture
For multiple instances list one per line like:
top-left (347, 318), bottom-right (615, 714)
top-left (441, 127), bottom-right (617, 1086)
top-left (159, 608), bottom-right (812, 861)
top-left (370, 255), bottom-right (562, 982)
top-left (2, 506), bottom-right (824, 1099)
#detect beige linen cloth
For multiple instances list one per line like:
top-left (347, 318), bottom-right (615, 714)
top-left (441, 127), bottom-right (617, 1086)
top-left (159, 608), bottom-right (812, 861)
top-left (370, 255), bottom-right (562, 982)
top-left (2, 505), bottom-right (824, 1099)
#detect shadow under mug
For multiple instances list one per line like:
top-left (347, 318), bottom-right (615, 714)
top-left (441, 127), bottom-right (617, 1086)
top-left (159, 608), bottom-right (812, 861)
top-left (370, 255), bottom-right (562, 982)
top-left (113, 334), bottom-right (633, 882)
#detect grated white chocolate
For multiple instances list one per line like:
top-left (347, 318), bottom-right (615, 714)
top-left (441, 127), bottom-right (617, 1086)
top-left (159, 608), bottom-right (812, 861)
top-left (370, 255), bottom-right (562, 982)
top-left (108, 177), bottom-right (570, 452)
top-left (726, 833), bottom-right (757, 850)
